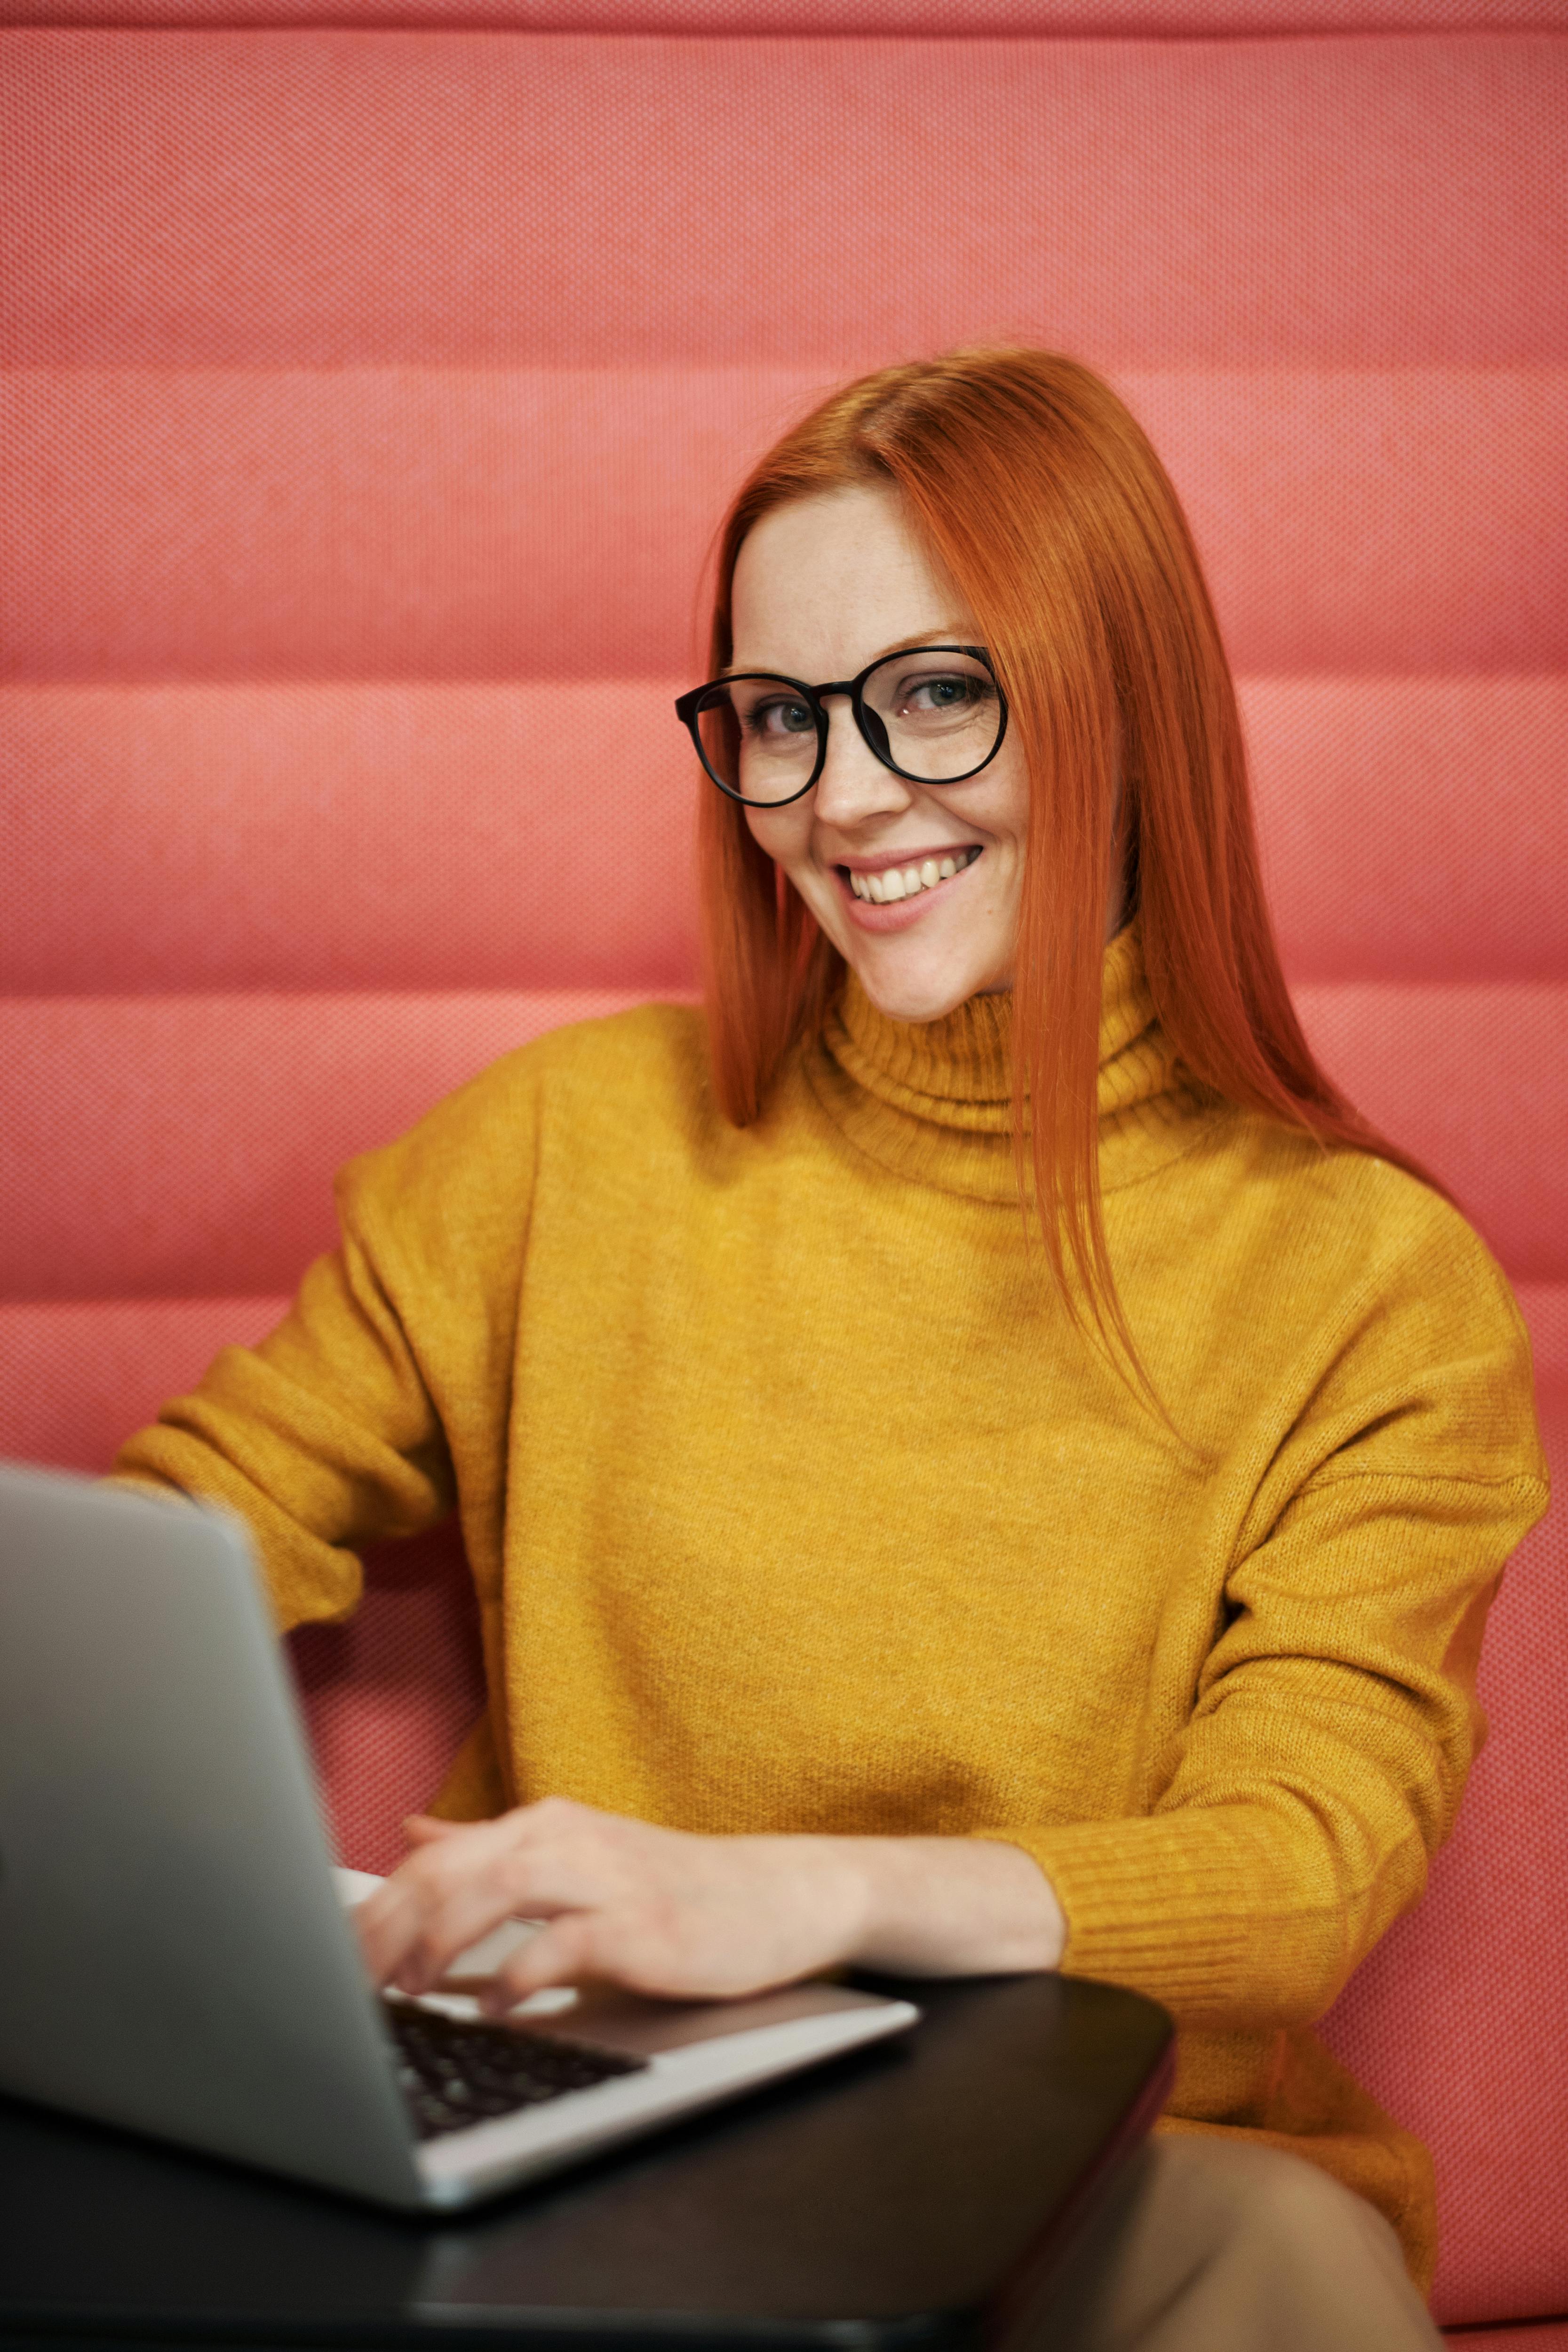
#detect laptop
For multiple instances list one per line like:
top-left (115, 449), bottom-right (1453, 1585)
top-left (0, 1463), bottom-right (918, 2211)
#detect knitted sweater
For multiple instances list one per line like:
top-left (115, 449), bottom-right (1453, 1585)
top-left (115, 925), bottom-right (1548, 2289)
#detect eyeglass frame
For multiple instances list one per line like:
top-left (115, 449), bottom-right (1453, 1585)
top-left (674, 644), bottom-right (1010, 809)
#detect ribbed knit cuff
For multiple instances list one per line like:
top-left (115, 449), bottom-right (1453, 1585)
top-left (974, 1812), bottom-right (1340, 2026)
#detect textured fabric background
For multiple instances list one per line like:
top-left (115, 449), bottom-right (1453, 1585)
top-left (3, 1), bottom-right (1567, 29)
top-left (1, 8), bottom-right (1562, 2331)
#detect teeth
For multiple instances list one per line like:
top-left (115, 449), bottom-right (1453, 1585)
top-left (849, 846), bottom-right (979, 905)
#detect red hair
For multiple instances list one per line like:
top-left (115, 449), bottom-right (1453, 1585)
top-left (697, 350), bottom-right (1429, 1349)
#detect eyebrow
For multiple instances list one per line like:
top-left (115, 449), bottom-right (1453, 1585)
top-left (717, 629), bottom-right (979, 681)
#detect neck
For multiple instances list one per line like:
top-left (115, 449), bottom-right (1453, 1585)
top-left (798, 922), bottom-right (1220, 1204)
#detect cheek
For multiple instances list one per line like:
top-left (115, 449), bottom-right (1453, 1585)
top-left (985, 746), bottom-right (1031, 847)
top-left (743, 804), bottom-right (812, 872)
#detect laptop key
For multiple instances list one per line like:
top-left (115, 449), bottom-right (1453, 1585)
top-left (382, 1996), bottom-right (648, 2142)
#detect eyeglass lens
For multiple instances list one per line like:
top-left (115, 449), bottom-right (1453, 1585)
top-left (693, 649), bottom-right (1002, 804)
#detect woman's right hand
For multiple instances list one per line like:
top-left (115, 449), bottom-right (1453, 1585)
top-left (351, 1795), bottom-right (1065, 2012)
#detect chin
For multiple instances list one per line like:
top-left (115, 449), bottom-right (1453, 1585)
top-left (848, 954), bottom-right (1001, 1026)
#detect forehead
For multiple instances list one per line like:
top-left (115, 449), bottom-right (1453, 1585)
top-left (730, 486), bottom-right (965, 673)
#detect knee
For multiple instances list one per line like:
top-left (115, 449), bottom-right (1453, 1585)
top-left (1149, 2136), bottom-right (1403, 2275)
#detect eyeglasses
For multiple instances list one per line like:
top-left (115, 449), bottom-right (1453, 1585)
top-left (675, 645), bottom-right (1009, 808)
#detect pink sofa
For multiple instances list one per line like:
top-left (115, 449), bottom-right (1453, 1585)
top-left (1, 2), bottom-right (1563, 2335)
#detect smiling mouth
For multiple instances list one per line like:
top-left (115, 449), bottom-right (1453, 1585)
top-left (842, 846), bottom-right (983, 904)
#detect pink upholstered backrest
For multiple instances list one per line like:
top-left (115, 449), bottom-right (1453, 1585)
top-left (2, 8), bottom-right (1564, 2327)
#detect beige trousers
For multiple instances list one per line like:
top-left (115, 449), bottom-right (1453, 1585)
top-left (1010, 2138), bottom-right (1444, 2352)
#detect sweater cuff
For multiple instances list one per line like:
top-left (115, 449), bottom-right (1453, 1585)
top-left (974, 1812), bottom-right (1339, 2026)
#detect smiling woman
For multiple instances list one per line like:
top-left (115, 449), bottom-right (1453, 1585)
top-left (112, 350), bottom-right (1545, 2352)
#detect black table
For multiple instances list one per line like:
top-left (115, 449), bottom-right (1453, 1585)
top-left (0, 1973), bottom-right (1171, 2352)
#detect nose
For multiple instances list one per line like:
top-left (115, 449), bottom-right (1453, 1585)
top-left (810, 694), bottom-right (911, 828)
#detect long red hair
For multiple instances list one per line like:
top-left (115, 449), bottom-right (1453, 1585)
top-left (697, 350), bottom-right (1426, 1345)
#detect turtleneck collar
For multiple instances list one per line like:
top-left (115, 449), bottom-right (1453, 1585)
top-left (801, 920), bottom-right (1222, 1204)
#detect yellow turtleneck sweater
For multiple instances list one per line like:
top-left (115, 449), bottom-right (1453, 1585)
top-left (115, 927), bottom-right (1547, 2290)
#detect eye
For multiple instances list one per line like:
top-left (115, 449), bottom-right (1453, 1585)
top-left (896, 671), bottom-right (993, 719)
top-left (746, 695), bottom-right (817, 740)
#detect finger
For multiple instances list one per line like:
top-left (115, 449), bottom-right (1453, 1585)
top-left (403, 1814), bottom-right (465, 1845)
top-left (389, 1876), bottom-right (546, 1993)
top-left (354, 1875), bottom-right (437, 1986)
top-left (356, 1830), bottom-right (525, 1988)
top-left (478, 1912), bottom-right (600, 2013)
top-left (362, 1805), bottom-right (623, 1992)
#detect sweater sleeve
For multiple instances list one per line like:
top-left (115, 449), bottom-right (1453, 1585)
top-left (110, 1041), bottom-right (542, 1632)
top-left (111, 1239), bottom-right (455, 1631)
top-left (992, 1225), bottom-right (1549, 2033)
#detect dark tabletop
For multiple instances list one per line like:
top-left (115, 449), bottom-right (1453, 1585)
top-left (0, 1972), bottom-right (1172, 2352)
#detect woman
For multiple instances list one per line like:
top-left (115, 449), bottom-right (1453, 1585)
top-left (115, 351), bottom-right (1546, 2350)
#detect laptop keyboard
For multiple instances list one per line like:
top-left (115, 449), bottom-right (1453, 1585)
top-left (383, 1996), bottom-right (649, 2141)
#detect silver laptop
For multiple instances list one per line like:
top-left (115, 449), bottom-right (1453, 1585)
top-left (0, 1463), bottom-right (917, 2210)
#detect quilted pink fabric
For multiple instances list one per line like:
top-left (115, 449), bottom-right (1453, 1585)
top-left (1, 8), bottom-right (1562, 2328)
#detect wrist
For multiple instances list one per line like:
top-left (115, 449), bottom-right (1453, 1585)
top-left (836, 1834), bottom-right (1067, 1978)
top-left (800, 1833), bottom-right (884, 1968)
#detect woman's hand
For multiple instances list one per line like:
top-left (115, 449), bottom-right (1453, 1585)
top-left (352, 1797), bottom-right (1066, 2013)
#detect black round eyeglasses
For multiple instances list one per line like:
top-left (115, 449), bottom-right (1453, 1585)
top-left (675, 645), bottom-right (1009, 809)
